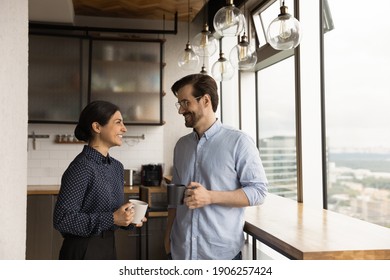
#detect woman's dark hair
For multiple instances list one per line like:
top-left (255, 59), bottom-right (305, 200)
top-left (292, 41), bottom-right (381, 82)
top-left (171, 74), bottom-right (219, 112)
top-left (74, 100), bottom-right (120, 142)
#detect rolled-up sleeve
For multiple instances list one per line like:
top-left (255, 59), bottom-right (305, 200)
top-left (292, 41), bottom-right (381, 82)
top-left (236, 134), bottom-right (268, 206)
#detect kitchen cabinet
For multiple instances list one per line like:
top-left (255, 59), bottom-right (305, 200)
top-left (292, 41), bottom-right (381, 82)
top-left (90, 39), bottom-right (164, 125)
top-left (26, 195), bottom-right (63, 259)
top-left (116, 189), bottom-right (168, 260)
top-left (28, 35), bottom-right (88, 123)
top-left (26, 186), bottom-right (167, 260)
top-left (28, 32), bottom-right (164, 125)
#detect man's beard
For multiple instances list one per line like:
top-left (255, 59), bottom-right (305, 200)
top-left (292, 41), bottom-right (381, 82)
top-left (184, 112), bottom-right (197, 128)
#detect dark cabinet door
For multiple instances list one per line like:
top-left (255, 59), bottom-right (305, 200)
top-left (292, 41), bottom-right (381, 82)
top-left (26, 195), bottom-right (63, 260)
top-left (28, 33), bottom-right (164, 125)
top-left (28, 35), bottom-right (86, 123)
top-left (89, 38), bottom-right (164, 125)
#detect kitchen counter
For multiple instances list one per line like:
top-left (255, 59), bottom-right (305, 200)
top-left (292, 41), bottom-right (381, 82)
top-left (27, 185), bottom-right (61, 195)
top-left (27, 185), bottom-right (167, 212)
top-left (27, 185), bottom-right (141, 195)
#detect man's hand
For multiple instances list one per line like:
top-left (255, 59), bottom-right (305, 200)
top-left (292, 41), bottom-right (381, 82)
top-left (184, 182), bottom-right (212, 209)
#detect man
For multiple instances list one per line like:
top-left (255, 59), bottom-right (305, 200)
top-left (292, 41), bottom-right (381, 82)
top-left (165, 74), bottom-right (268, 260)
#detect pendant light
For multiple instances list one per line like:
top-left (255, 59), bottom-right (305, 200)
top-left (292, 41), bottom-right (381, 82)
top-left (266, 0), bottom-right (301, 50)
top-left (229, 33), bottom-right (257, 70)
top-left (211, 40), bottom-right (234, 81)
top-left (199, 52), bottom-right (208, 74)
top-left (200, 65), bottom-right (208, 74)
top-left (192, 0), bottom-right (217, 57)
top-left (178, 0), bottom-right (199, 70)
top-left (213, 0), bottom-right (246, 37)
top-left (229, 1), bottom-right (257, 70)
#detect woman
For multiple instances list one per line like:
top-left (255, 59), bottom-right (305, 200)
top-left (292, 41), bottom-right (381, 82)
top-left (53, 100), bottom-right (145, 260)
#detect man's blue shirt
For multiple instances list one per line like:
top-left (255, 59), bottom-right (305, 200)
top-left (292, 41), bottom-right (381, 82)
top-left (170, 120), bottom-right (268, 259)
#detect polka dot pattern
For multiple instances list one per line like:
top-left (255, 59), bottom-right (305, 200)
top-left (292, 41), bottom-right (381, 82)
top-left (53, 145), bottom-right (125, 237)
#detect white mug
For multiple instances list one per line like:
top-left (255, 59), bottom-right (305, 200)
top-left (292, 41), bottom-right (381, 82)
top-left (129, 199), bottom-right (148, 224)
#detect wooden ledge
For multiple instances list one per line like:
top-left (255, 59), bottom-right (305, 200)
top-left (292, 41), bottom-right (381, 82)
top-left (244, 194), bottom-right (390, 260)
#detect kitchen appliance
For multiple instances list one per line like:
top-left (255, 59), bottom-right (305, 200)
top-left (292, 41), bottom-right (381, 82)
top-left (124, 169), bottom-right (135, 186)
top-left (141, 164), bottom-right (162, 186)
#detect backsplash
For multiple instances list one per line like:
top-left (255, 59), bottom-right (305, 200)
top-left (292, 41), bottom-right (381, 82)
top-left (28, 123), bottom-right (164, 185)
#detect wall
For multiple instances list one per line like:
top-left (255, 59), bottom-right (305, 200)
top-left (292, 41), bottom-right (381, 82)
top-left (28, 124), bottom-right (165, 184)
top-left (162, 12), bottom-right (205, 175)
top-left (27, 19), bottom-right (200, 185)
top-left (0, 1), bottom-right (28, 259)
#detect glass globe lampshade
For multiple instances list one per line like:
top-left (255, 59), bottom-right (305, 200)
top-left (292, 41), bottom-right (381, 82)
top-left (192, 23), bottom-right (217, 57)
top-left (266, 5), bottom-right (301, 50)
top-left (213, 0), bottom-right (246, 37)
top-left (229, 33), bottom-right (257, 70)
top-left (178, 43), bottom-right (199, 71)
top-left (211, 53), bottom-right (234, 81)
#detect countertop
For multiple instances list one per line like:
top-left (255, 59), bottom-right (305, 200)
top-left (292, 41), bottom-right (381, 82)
top-left (244, 194), bottom-right (390, 259)
top-left (28, 185), bottom-right (144, 195)
top-left (28, 176), bottom-right (173, 195)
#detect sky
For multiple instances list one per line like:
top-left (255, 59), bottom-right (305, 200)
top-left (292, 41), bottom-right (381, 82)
top-left (324, 0), bottom-right (390, 150)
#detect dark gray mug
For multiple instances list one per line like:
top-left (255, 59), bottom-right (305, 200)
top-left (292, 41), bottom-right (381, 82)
top-left (167, 184), bottom-right (186, 205)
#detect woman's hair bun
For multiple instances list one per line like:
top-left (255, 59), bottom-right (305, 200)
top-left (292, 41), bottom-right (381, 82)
top-left (74, 124), bottom-right (88, 142)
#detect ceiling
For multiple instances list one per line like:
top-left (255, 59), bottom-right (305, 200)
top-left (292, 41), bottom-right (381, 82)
top-left (73, 0), bottom-right (205, 21)
top-left (29, 0), bottom-right (207, 24)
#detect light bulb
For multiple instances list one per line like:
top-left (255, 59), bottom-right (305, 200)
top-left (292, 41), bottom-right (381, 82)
top-left (192, 24), bottom-right (217, 57)
top-left (213, 0), bottom-right (246, 37)
top-left (229, 34), bottom-right (257, 70)
top-left (279, 20), bottom-right (291, 39)
top-left (211, 53), bottom-right (234, 81)
top-left (266, 5), bottom-right (301, 50)
top-left (178, 43), bottom-right (199, 71)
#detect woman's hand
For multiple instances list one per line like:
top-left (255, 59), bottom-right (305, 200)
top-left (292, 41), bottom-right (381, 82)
top-left (133, 217), bottom-right (147, 227)
top-left (113, 202), bottom-right (135, 226)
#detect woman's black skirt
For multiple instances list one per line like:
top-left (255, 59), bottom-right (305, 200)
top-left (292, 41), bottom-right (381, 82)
top-left (59, 230), bottom-right (116, 260)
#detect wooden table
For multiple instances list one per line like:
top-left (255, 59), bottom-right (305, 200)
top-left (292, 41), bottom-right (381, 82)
top-left (244, 194), bottom-right (390, 259)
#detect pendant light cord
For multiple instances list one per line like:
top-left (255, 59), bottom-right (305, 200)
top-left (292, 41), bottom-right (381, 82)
top-left (244, 0), bottom-right (247, 34)
top-left (204, 0), bottom-right (208, 25)
top-left (187, 0), bottom-right (191, 43)
top-left (163, 14), bottom-right (165, 40)
top-left (203, 0), bottom-right (207, 68)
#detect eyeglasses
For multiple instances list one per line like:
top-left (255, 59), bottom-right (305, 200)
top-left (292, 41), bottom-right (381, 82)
top-left (175, 96), bottom-right (202, 111)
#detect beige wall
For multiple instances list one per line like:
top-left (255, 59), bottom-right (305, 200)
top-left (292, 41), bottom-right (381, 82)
top-left (0, 0), bottom-right (28, 259)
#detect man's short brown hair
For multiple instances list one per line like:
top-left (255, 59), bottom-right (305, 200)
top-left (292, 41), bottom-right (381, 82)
top-left (171, 74), bottom-right (219, 112)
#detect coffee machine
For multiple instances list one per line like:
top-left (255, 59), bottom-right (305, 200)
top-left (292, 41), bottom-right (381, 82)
top-left (141, 164), bottom-right (162, 186)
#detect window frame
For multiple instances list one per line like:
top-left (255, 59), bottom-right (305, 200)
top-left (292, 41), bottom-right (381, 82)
top-left (249, 0), bottom-right (303, 201)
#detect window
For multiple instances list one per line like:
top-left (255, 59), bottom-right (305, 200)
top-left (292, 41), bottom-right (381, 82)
top-left (252, 0), bottom-right (298, 200)
top-left (324, 0), bottom-right (390, 227)
top-left (257, 56), bottom-right (297, 200)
